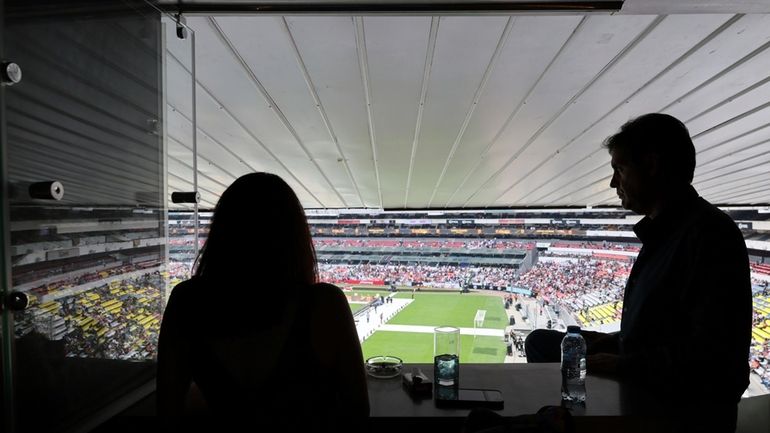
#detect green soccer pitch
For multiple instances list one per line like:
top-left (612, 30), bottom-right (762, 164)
top-left (360, 292), bottom-right (508, 363)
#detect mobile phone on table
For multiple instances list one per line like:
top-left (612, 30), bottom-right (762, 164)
top-left (434, 387), bottom-right (504, 410)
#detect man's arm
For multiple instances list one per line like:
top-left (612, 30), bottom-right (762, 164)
top-left (585, 331), bottom-right (621, 374)
top-left (586, 352), bottom-right (620, 374)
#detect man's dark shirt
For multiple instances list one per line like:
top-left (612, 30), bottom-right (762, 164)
top-left (619, 185), bottom-right (751, 405)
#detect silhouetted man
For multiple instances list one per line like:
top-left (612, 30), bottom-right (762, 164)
top-left (524, 113), bottom-right (751, 432)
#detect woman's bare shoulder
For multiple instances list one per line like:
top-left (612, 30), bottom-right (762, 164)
top-left (312, 282), bottom-right (345, 295)
top-left (166, 277), bottom-right (205, 307)
top-left (309, 283), bottom-right (349, 309)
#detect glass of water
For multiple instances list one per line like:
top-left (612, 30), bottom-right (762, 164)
top-left (434, 326), bottom-right (460, 387)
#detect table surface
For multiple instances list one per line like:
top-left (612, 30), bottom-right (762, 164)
top-left (367, 363), bottom-right (653, 418)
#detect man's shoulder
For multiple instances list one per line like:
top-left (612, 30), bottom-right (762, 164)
top-left (682, 198), bottom-right (745, 249)
top-left (690, 197), bottom-right (738, 230)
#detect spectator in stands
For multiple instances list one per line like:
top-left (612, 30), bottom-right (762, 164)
top-left (157, 173), bottom-right (369, 428)
top-left (524, 113), bottom-right (752, 432)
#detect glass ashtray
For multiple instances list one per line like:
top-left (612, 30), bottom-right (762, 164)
top-left (365, 355), bottom-right (403, 379)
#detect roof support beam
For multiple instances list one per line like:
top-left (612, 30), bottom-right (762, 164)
top-left (158, 2), bottom-right (623, 15)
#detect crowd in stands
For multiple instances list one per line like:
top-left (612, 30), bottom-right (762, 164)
top-left (549, 241), bottom-right (640, 252)
top-left (313, 237), bottom-right (641, 252)
top-left (168, 237), bottom-right (206, 247)
top-left (512, 259), bottom-right (630, 324)
top-left (752, 263), bottom-right (770, 276)
top-left (166, 261), bottom-right (192, 282)
top-left (12, 256), bottom-right (122, 287)
top-left (314, 238), bottom-right (535, 250)
top-left (24, 263), bottom-right (154, 301)
top-left (16, 272), bottom-right (163, 360)
top-left (515, 258), bottom-right (630, 306)
top-left (751, 284), bottom-right (770, 390)
top-left (319, 263), bottom-right (518, 290)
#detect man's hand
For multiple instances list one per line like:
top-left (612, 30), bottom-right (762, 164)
top-left (586, 353), bottom-right (620, 375)
top-left (586, 333), bottom-right (619, 355)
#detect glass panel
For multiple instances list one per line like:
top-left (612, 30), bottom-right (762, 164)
top-left (162, 17), bottom-right (198, 300)
top-left (162, 15), bottom-right (197, 296)
top-left (1, 37), bottom-right (13, 430)
top-left (2, 1), bottom-right (171, 430)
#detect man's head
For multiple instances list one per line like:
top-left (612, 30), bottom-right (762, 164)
top-left (603, 113), bottom-right (696, 216)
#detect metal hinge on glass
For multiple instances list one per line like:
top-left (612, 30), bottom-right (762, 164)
top-left (175, 13), bottom-right (188, 40)
top-left (147, 119), bottom-right (160, 136)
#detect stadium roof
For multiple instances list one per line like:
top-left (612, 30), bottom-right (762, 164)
top-left (159, 0), bottom-right (770, 210)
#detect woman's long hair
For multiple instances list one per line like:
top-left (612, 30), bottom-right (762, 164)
top-left (193, 173), bottom-right (317, 287)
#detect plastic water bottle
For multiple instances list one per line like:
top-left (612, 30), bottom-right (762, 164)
top-left (560, 325), bottom-right (586, 403)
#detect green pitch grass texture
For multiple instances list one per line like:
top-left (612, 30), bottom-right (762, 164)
top-left (349, 303), bottom-right (367, 314)
top-left (360, 292), bottom-right (508, 363)
top-left (391, 292), bottom-right (508, 329)
top-left (362, 332), bottom-right (505, 363)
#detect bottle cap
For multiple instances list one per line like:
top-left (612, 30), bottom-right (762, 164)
top-left (566, 325), bottom-right (581, 334)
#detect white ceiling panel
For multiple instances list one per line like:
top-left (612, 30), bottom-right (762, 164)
top-left (692, 105), bottom-right (770, 156)
top-left (697, 124), bottom-right (770, 172)
top-left (456, 14), bottom-right (657, 206)
top-left (405, 16), bottom-right (510, 207)
top-left (213, 16), bottom-right (338, 165)
top-left (646, 14), bottom-right (770, 111)
top-left (495, 14), bottom-right (732, 206)
top-left (687, 80), bottom-right (770, 139)
top-left (432, 15), bottom-right (584, 207)
top-left (284, 16), bottom-right (380, 207)
top-left (193, 18), bottom-right (307, 157)
top-left (215, 16), bottom-right (366, 206)
top-left (664, 43), bottom-right (770, 125)
top-left (363, 16), bottom-right (433, 207)
top-left (165, 6), bottom-right (770, 209)
top-left (190, 16), bottom-right (346, 206)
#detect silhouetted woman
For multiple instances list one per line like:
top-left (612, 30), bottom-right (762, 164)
top-left (157, 173), bottom-right (369, 428)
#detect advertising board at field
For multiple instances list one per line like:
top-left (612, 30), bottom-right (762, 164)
top-left (507, 286), bottom-right (532, 296)
top-left (411, 228), bottom-right (431, 234)
top-left (498, 219), bottom-right (525, 225)
top-left (402, 219), bottom-right (439, 225)
top-left (344, 279), bottom-right (385, 285)
top-left (448, 219), bottom-right (474, 225)
top-left (586, 230), bottom-right (638, 238)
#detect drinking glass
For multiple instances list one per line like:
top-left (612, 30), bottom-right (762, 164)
top-left (434, 326), bottom-right (460, 387)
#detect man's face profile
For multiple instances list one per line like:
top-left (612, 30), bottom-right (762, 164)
top-left (609, 149), bottom-right (653, 216)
